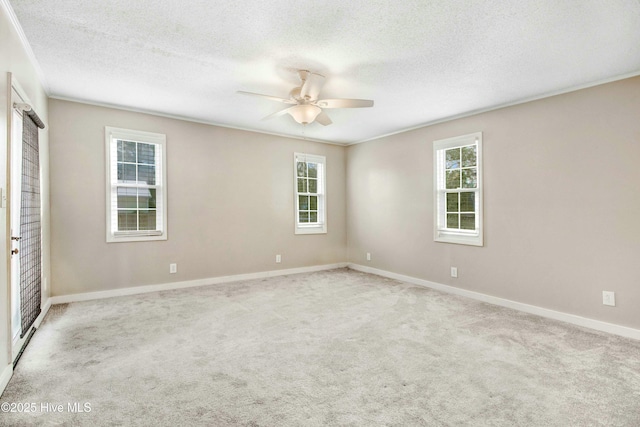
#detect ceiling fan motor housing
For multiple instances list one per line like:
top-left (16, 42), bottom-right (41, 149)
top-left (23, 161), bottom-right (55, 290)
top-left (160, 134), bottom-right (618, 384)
top-left (238, 68), bottom-right (373, 126)
top-left (289, 87), bottom-right (302, 101)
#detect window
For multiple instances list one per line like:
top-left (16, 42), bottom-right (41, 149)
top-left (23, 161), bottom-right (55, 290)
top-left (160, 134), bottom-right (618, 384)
top-left (433, 132), bottom-right (483, 246)
top-left (105, 127), bottom-right (167, 242)
top-left (294, 153), bottom-right (326, 234)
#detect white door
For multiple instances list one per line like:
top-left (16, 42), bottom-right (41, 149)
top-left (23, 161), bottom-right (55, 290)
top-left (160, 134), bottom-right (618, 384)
top-left (10, 105), bottom-right (24, 360)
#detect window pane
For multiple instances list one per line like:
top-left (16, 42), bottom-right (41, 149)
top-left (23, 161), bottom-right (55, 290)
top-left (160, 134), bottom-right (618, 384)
top-left (137, 143), bottom-right (155, 165)
top-left (117, 140), bottom-right (124, 162)
top-left (446, 148), bottom-right (460, 169)
top-left (148, 188), bottom-right (156, 209)
top-left (446, 170), bottom-right (460, 189)
top-left (460, 214), bottom-right (475, 230)
top-left (139, 210), bottom-right (157, 231)
top-left (462, 168), bottom-right (477, 188)
top-left (118, 163), bottom-right (136, 182)
top-left (118, 210), bottom-right (137, 231)
top-left (117, 187), bottom-right (137, 209)
top-left (294, 154), bottom-right (326, 233)
top-left (308, 163), bottom-right (317, 178)
top-left (138, 165), bottom-right (156, 185)
top-left (297, 178), bottom-right (307, 193)
top-left (138, 188), bottom-right (156, 209)
top-left (462, 146), bottom-right (476, 167)
top-left (446, 193), bottom-right (458, 212)
top-left (460, 192), bottom-right (475, 212)
top-left (308, 179), bottom-right (317, 194)
top-left (297, 161), bottom-right (307, 177)
top-left (434, 134), bottom-right (482, 244)
top-left (299, 195), bottom-right (309, 210)
top-left (121, 140), bottom-right (136, 162)
top-left (109, 129), bottom-right (166, 241)
top-left (447, 213), bottom-right (459, 229)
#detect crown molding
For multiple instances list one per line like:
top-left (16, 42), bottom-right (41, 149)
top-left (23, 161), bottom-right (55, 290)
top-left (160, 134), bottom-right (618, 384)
top-left (349, 70), bottom-right (640, 146)
top-left (50, 95), bottom-right (348, 146)
top-left (1, 0), bottom-right (50, 94)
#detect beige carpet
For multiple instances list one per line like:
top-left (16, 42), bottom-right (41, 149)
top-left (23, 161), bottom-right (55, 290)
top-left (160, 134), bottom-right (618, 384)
top-left (1, 268), bottom-right (639, 426)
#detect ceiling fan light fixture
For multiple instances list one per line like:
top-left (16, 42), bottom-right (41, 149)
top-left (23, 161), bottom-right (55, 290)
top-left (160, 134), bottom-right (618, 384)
top-left (239, 69), bottom-right (374, 127)
top-left (289, 104), bottom-right (321, 125)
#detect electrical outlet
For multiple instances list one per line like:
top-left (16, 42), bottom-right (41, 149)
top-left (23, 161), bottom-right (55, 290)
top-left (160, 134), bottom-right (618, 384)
top-left (451, 267), bottom-right (458, 278)
top-left (602, 291), bottom-right (615, 307)
top-left (276, 254), bottom-right (281, 263)
top-left (366, 252), bottom-right (371, 261)
top-left (170, 263), bottom-right (177, 274)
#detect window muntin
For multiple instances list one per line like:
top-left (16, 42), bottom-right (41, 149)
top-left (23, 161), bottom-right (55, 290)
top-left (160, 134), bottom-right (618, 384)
top-left (294, 153), bottom-right (326, 234)
top-left (434, 132), bottom-right (483, 246)
top-left (116, 140), bottom-right (159, 232)
top-left (444, 144), bottom-right (477, 230)
top-left (106, 127), bottom-right (167, 242)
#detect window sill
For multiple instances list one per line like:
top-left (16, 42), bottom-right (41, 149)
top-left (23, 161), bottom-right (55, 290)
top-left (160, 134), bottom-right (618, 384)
top-left (107, 233), bottom-right (167, 243)
top-left (434, 230), bottom-right (483, 247)
top-left (295, 225), bottom-right (327, 235)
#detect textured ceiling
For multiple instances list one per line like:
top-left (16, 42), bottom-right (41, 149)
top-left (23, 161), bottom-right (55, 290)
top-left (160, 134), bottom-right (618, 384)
top-left (8, 0), bottom-right (640, 144)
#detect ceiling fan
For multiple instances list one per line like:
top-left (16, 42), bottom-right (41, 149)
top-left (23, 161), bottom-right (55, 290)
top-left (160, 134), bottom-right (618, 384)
top-left (238, 70), bottom-right (374, 126)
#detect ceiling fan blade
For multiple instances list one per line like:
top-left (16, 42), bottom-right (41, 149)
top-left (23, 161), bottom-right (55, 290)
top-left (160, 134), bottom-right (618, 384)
top-left (237, 91), bottom-right (297, 104)
top-left (300, 73), bottom-right (325, 101)
top-left (315, 111), bottom-right (332, 126)
top-left (261, 106), bottom-right (296, 121)
top-left (316, 98), bottom-right (374, 109)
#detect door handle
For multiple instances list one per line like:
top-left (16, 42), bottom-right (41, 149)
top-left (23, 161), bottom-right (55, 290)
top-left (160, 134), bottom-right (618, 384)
top-left (11, 248), bottom-right (19, 255)
top-left (11, 236), bottom-right (21, 241)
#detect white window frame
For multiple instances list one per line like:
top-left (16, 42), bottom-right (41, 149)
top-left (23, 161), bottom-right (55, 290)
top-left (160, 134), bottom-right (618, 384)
top-left (105, 126), bottom-right (167, 243)
top-left (433, 132), bottom-right (483, 246)
top-left (294, 153), bottom-right (327, 235)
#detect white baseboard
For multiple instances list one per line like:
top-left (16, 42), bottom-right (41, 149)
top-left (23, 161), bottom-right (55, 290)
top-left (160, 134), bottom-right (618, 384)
top-left (348, 263), bottom-right (640, 341)
top-left (50, 263), bottom-right (349, 305)
top-left (45, 261), bottom-right (639, 341)
top-left (35, 298), bottom-right (51, 329)
top-left (0, 364), bottom-right (12, 397)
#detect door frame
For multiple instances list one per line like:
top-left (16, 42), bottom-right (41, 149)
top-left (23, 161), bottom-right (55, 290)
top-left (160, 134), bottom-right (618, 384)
top-left (6, 74), bottom-right (35, 361)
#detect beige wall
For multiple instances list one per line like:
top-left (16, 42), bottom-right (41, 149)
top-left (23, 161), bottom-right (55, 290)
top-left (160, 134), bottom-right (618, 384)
top-left (0, 2), bottom-right (50, 372)
top-left (48, 99), bottom-right (346, 296)
top-left (50, 78), bottom-right (640, 331)
top-left (347, 76), bottom-right (640, 329)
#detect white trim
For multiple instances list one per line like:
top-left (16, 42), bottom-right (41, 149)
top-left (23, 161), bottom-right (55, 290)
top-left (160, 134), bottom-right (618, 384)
top-left (0, 0), bottom-right (50, 94)
top-left (348, 263), bottom-right (640, 341)
top-left (433, 132), bottom-right (483, 246)
top-left (294, 153), bottom-right (327, 235)
top-left (105, 126), bottom-right (168, 243)
top-left (49, 263), bottom-right (348, 304)
top-left (0, 363), bottom-right (13, 396)
top-left (8, 74), bottom-right (49, 362)
top-left (11, 298), bottom-right (51, 361)
top-left (348, 70), bottom-right (640, 146)
top-left (10, 75), bottom-right (48, 128)
top-left (50, 96), bottom-right (346, 146)
top-left (3, 0), bottom-right (635, 151)
top-left (35, 298), bottom-right (51, 329)
top-left (50, 71), bottom-right (640, 147)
